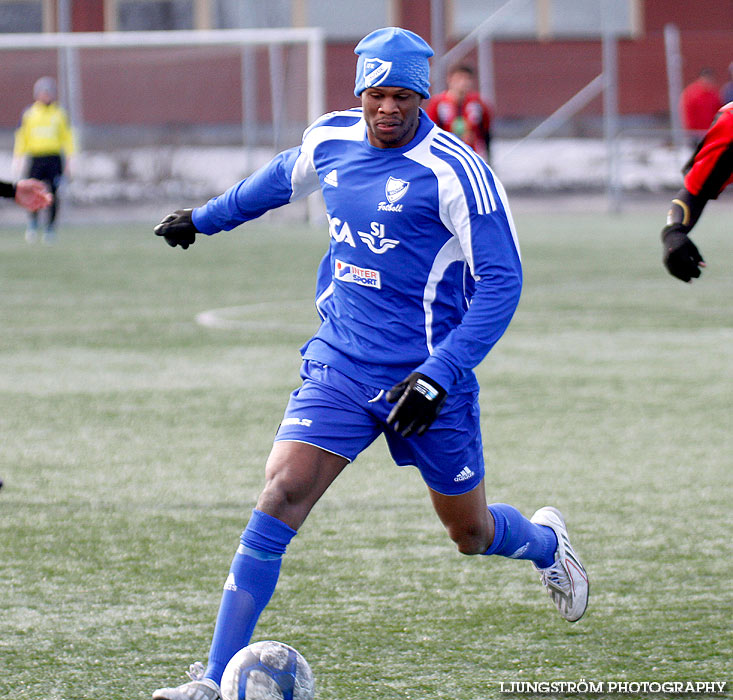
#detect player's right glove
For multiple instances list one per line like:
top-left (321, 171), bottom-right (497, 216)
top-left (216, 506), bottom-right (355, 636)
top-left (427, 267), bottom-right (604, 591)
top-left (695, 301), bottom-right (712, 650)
top-left (386, 372), bottom-right (447, 438)
top-left (154, 208), bottom-right (198, 249)
top-left (661, 224), bottom-right (705, 282)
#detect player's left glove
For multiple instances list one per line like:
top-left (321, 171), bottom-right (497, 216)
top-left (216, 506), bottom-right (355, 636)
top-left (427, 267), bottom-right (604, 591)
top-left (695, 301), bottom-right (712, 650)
top-left (386, 372), bottom-right (447, 437)
top-left (661, 224), bottom-right (705, 282)
top-left (154, 208), bottom-right (198, 249)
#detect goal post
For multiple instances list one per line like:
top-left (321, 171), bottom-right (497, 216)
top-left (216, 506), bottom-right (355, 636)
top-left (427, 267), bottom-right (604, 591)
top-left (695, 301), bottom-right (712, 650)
top-left (0, 27), bottom-right (326, 152)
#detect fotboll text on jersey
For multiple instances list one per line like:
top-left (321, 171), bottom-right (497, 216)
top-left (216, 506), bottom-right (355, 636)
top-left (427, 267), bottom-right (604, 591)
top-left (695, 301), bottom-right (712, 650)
top-left (377, 201), bottom-right (403, 212)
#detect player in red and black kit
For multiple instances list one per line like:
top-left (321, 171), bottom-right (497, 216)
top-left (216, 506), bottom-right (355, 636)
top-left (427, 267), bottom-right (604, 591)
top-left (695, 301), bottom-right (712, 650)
top-left (661, 102), bottom-right (733, 282)
top-left (426, 64), bottom-right (492, 161)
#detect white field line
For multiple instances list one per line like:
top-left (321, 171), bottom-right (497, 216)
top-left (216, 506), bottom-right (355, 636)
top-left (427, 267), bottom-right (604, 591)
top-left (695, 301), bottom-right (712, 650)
top-left (195, 301), bottom-right (317, 332)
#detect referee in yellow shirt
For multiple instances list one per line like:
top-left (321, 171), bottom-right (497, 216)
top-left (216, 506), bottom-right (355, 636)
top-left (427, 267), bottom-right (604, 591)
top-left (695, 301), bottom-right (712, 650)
top-left (14, 77), bottom-right (74, 243)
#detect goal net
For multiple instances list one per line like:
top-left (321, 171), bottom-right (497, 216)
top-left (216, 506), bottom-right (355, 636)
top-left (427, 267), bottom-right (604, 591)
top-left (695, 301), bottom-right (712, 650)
top-left (0, 28), bottom-right (325, 208)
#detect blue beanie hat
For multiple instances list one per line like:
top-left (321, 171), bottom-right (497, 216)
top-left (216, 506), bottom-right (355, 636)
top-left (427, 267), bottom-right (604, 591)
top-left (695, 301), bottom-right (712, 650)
top-left (354, 27), bottom-right (434, 99)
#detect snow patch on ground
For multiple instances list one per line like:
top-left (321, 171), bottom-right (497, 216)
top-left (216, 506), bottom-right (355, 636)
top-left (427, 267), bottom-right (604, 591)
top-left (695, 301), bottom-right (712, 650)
top-left (1, 136), bottom-right (695, 208)
top-left (492, 137), bottom-right (690, 193)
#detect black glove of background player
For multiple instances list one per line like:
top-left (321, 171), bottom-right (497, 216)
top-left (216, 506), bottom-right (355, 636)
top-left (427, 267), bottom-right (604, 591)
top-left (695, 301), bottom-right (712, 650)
top-left (154, 208), bottom-right (198, 249)
top-left (386, 372), bottom-right (447, 437)
top-left (661, 224), bottom-right (705, 283)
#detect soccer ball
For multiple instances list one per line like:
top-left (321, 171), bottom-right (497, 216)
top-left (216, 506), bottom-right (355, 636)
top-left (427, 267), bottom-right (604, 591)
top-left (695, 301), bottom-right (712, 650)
top-left (220, 640), bottom-right (315, 700)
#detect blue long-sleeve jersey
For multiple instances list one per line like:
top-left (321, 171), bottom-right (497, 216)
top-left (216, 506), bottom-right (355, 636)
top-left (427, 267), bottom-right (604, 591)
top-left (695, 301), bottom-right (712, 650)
top-left (192, 108), bottom-right (522, 393)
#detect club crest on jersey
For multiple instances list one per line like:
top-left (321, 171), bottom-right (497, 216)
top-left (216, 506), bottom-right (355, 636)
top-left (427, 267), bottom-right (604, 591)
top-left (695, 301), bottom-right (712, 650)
top-left (386, 176), bottom-right (409, 203)
top-left (334, 259), bottom-right (381, 289)
top-left (378, 176), bottom-right (409, 212)
top-left (363, 58), bottom-right (392, 88)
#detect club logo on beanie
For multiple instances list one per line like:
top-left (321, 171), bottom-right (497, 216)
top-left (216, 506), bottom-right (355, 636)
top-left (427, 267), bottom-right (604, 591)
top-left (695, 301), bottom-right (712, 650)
top-left (364, 58), bottom-right (392, 89)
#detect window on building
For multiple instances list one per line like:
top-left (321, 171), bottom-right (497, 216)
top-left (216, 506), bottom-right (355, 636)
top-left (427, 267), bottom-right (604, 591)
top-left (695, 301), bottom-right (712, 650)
top-left (451, 0), bottom-right (639, 39)
top-left (117, 0), bottom-right (194, 31)
top-left (215, 0), bottom-right (389, 39)
top-left (0, 0), bottom-right (43, 32)
top-left (452, 0), bottom-right (538, 38)
top-left (216, 0), bottom-right (292, 28)
top-left (305, 0), bottom-right (389, 40)
top-left (550, 0), bottom-right (635, 37)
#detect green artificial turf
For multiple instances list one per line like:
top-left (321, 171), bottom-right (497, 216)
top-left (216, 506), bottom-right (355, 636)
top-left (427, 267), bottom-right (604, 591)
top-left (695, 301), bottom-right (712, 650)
top-left (0, 206), bottom-right (730, 699)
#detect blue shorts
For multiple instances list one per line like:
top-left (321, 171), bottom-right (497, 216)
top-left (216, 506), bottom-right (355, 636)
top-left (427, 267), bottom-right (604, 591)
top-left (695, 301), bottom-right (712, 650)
top-left (274, 360), bottom-right (485, 495)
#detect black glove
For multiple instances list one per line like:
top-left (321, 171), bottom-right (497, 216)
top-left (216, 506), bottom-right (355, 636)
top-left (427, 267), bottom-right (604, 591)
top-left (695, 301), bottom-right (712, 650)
top-left (154, 208), bottom-right (198, 249)
top-left (386, 372), bottom-right (447, 437)
top-left (661, 225), bottom-right (704, 282)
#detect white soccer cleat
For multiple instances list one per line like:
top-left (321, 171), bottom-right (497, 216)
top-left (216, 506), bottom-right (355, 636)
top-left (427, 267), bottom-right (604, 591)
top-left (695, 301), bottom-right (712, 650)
top-left (530, 506), bottom-right (589, 622)
top-left (152, 662), bottom-right (221, 700)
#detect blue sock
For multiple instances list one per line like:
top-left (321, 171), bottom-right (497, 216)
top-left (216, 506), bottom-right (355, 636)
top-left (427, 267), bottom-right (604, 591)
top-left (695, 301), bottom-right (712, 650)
top-left (204, 510), bottom-right (297, 684)
top-left (483, 503), bottom-right (557, 569)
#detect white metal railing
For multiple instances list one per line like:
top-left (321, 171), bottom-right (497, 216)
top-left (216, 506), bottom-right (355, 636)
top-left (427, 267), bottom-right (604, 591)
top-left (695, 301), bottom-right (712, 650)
top-left (434, 2), bottom-right (687, 212)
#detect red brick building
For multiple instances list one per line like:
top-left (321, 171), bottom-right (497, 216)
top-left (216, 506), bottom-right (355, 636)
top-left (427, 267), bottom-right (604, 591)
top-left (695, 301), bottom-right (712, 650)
top-left (0, 0), bottom-right (731, 143)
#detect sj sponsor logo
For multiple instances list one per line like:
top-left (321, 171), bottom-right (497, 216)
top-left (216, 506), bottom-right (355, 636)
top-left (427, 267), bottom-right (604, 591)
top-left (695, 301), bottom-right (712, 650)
top-left (334, 259), bottom-right (381, 289)
top-left (328, 216), bottom-right (399, 254)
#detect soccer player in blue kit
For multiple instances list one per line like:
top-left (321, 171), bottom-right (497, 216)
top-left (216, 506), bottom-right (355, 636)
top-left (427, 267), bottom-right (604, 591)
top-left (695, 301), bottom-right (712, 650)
top-left (151, 27), bottom-right (589, 700)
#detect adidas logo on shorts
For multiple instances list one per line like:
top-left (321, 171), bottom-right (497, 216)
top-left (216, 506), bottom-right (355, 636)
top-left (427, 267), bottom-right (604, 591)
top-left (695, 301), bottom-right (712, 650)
top-left (453, 466), bottom-right (475, 482)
